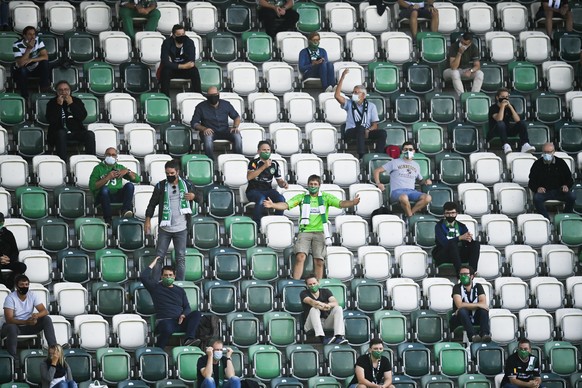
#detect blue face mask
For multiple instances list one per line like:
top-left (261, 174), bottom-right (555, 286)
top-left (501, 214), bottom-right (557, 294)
top-left (542, 153), bottom-right (553, 162)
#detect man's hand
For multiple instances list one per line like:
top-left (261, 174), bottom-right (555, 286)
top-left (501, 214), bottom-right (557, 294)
top-left (412, 4), bottom-right (420, 9)
top-left (26, 317), bottom-right (37, 326)
top-left (144, 219), bottom-right (151, 234)
top-left (537, 187), bottom-right (546, 194)
top-left (230, 126), bottom-right (240, 133)
top-left (263, 197), bottom-right (274, 208)
top-left (203, 128), bottom-right (214, 136)
top-left (118, 168), bottom-right (130, 177)
top-left (262, 159), bottom-right (272, 169)
top-left (178, 314), bottom-right (185, 325)
top-left (459, 231), bottom-right (473, 242)
top-left (501, 99), bottom-right (510, 108)
top-left (185, 192), bottom-right (195, 201)
top-left (0, 255), bottom-right (9, 265)
top-left (425, 179), bottom-right (432, 186)
top-left (181, 62), bottom-right (195, 69)
top-left (429, 7), bottom-right (438, 15)
top-left (57, 95), bottom-right (65, 106)
top-left (463, 70), bottom-right (472, 78)
top-left (353, 194), bottom-right (361, 206)
top-left (137, 6), bottom-right (148, 15)
top-left (458, 44), bottom-right (468, 54)
top-left (279, 180), bottom-right (289, 189)
top-left (341, 68), bottom-right (350, 78)
top-left (377, 183), bottom-right (385, 192)
top-left (562, 185), bottom-right (569, 193)
top-left (275, 6), bottom-right (285, 16)
top-left (205, 346), bottom-right (214, 357)
top-left (226, 347), bottom-right (233, 358)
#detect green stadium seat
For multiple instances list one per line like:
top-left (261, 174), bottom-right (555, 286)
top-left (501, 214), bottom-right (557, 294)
top-left (526, 122), bottom-right (551, 150)
top-left (57, 249), bottom-right (90, 284)
top-left (207, 32), bottom-right (238, 63)
top-left (424, 183), bottom-right (455, 216)
top-left (417, 32), bottom-right (446, 63)
top-left (65, 31), bottom-right (95, 63)
top-left (392, 93), bottom-right (422, 124)
top-left (225, 215), bottom-right (257, 250)
top-left (411, 309), bottom-right (444, 345)
top-left (120, 62), bottom-right (151, 94)
top-left (209, 247), bottom-right (242, 281)
top-left (450, 123), bottom-right (479, 155)
top-left (130, 281), bottom-right (155, 316)
top-left (113, 217), bottom-right (145, 251)
top-left (173, 281), bottom-right (201, 311)
top-left (175, 248), bottom-right (205, 283)
top-left (55, 186), bottom-right (87, 220)
top-left (247, 246), bottom-right (279, 281)
top-left (420, 375), bottom-right (454, 388)
top-left (554, 213), bottom-right (582, 246)
top-left (36, 218), bottom-right (69, 252)
top-left (228, 346), bottom-right (245, 377)
top-left (248, 345), bottom-right (282, 380)
top-left (294, 2), bottom-right (322, 33)
top-left (286, 344), bottom-right (319, 380)
top-left (307, 377), bottom-right (341, 388)
top-left (480, 62), bottom-right (504, 94)
top-left (64, 348), bottom-right (92, 383)
top-left (204, 280), bottom-right (237, 315)
top-left (367, 93), bottom-right (387, 123)
top-left (368, 61), bottom-right (400, 95)
top-left (117, 381), bottom-right (149, 388)
top-left (319, 278), bottom-right (347, 309)
top-left (323, 344), bottom-right (357, 380)
top-left (426, 92), bottom-right (457, 124)
top-left (556, 32), bottom-right (582, 63)
top-left (558, 122), bottom-right (582, 153)
top-left (397, 342), bottom-right (430, 378)
top-left (0, 93), bottom-right (26, 126)
top-left (533, 92), bottom-right (562, 124)
top-left (91, 282), bottom-right (126, 316)
top-left (436, 151), bottom-right (468, 185)
top-left (272, 377), bottom-right (303, 388)
top-left (95, 248), bottom-right (128, 283)
top-left (0, 32), bottom-right (19, 64)
top-left (277, 279), bottom-right (306, 315)
top-left (84, 62), bottom-right (116, 95)
top-left (263, 311), bottom-right (297, 347)
top-left (16, 186), bottom-right (48, 221)
top-left (204, 185), bottom-right (236, 219)
top-left (350, 278), bottom-right (384, 313)
top-left (226, 311), bottom-right (260, 348)
top-left (191, 216), bottom-right (220, 251)
top-left (172, 347), bottom-right (205, 383)
top-left (140, 93), bottom-right (172, 125)
top-left (434, 342), bottom-right (467, 377)
top-left (241, 279), bottom-right (274, 314)
top-left (225, 4), bottom-right (252, 33)
top-left (32, 93), bottom-right (53, 126)
top-left (181, 154), bottom-right (214, 187)
top-left (160, 123), bottom-right (192, 156)
top-left (509, 61), bottom-right (539, 93)
top-left (52, 66), bottom-right (79, 92)
top-left (13, 124), bottom-right (45, 157)
top-left (540, 372), bottom-right (567, 388)
top-left (412, 122), bottom-right (444, 155)
top-left (570, 373), bottom-right (582, 388)
top-left (458, 373), bottom-right (491, 388)
top-left (75, 93), bottom-right (100, 124)
top-left (374, 310), bottom-right (408, 345)
top-left (242, 32), bottom-right (273, 63)
top-left (392, 375), bottom-right (416, 388)
top-left (343, 310), bottom-right (371, 346)
top-left (461, 92), bottom-right (490, 124)
top-left (543, 341), bottom-right (579, 376)
top-left (405, 63), bottom-right (434, 94)
top-left (382, 122), bottom-right (407, 147)
top-left (469, 342), bottom-right (504, 377)
top-left (362, 152), bottom-right (391, 184)
top-left (412, 152), bottom-right (432, 181)
top-left (20, 349), bottom-right (45, 386)
top-left (0, 350), bottom-right (13, 384)
top-left (154, 380), bottom-right (188, 388)
top-left (409, 214), bottom-right (438, 248)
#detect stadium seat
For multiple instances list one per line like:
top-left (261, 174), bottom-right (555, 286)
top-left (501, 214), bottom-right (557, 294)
top-left (285, 344), bottom-right (319, 380)
top-left (209, 246), bottom-right (242, 281)
top-left (360, 2), bottom-right (391, 34)
top-left (10, 1), bottom-right (40, 33)
top-left (436, 152), bottom-right (468, 185)
top-left (64, 348), bottom-right (92, 384)
top-left (135, 347), bottom-right (169, 383)
top-left (345, 32), bottom-right (377, 64)
top-left (0, 93), bottom-right (26, 126)
top-left (542, 61), bottom-right (575, 94)
top-left (20, 349), bottom-right (45, 386)
top-left (506, 152), bottom-right (537, 186)
top-left (462, 2), bottom-right (494, 34)
top-left (122, 123), bottom-right (156, 157)
top-left (264, 311), bottom-right (297, 347)
top-left (492, 182), bottom-right (527, 217)
top-left (469, 343), bottom-right (504, 377)
top-left (488, 308), bottom-right (518, 345)
top-left (248, 92), bottom-right (280, 126)
top-left (392, 93), bottom-right (422, 124)
top-left (80, 1), bottom-right (111, 35)
top-left (556, 32), bottom-right (582, 63)
top-left (434, 342), bottom-right (468, 377)
top-left (324, 3), bottom-right (357, 35)
top-left (295, 2), bottom-right (322, 33)
top-left (318, 92), bottom-right (347, 126)
top-left (75, 217), bottom-right (108, 251)
top-left (226, 312), bottom-right (260, 348)
top-left (99, 31), bottom-right (132, 64)
top-left (45, 1), bottom-right (76, 35)
top-left (516, 214), bottom-right (550, 247)
top-left (57, 249), bottom-right (90, 284)
top-left (481, 214), bottom-right (515, 248)
top-left (3, 218), bottom-right (31, 251)
top-left (191, 216), bottom-right (220, 251)
top-left (53, 283), bottom-right (90, 324)
top-left (74, 314), bottom-right (110, 351)
top-left (368, 62), bottom-right (400, 95)
top-left (0, 32), bottom-right (18, 65)
top-left (112, 313), bottom-right (148, 350)
top-left (207, 32), bottom-right (238, 63)
top-left (417, 32), bottom-right (447, 64)
top-left (520, 31), bottom-right (551, 64)
top-left (544, 341), bottom-right (579, 376)
top-left (248, 345), bottom-right (283, 380)
top-left (226, 62), bottom-right (258, 96)
top-left (542, 244), bottom-right (576, 281)
top-left (426, 92), bottom-right (457, 125)
top-left (204, 280), bottom-right (238, 315)
top-left (496, 3), bottom-right (528, 34)
top-left (36, 217), bottom-right (69, 252)
top-left (91, 281), bottom-right (127, 316)
top-left (54, 186), bottom-right (86, 220)
top-left (242, 31), bottom-right (273, 64)
top-left (140, 93), bottom-right (172, 125)
top-left (433, 2), bottom-right (460, 34)
top-left (387, 278), bottom-right (421, 313)
top-left (398, 342), bottom-right (431, 378)
top-left (509, 61), bottom-right (539, 93)
top-left (276, 32), bottom-right (307, 65)
top-left (469, 152), bottom-right (502, 186)
top-left (198, 61), bottom-right (223, 91)
top-left (494, 277), bottom-right (529, 312)
top-left (554, 213), bottom-right (582, 247)
top-left (530, 277), bottom-right (565, 313)
top-left (505, 245), bottom-right (539, 280)
top-left (380, 32), bottom-right (413, 64)
top-left (372, 214), bottom-right (407, 250)
top-left (334, 215), bottom-right (369, 251)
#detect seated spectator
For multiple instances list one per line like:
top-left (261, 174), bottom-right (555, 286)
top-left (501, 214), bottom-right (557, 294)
top-left (299, 32), bottom-right (336, 92)
top-left (536, 0), bottom-right (573, 38)
top-left (119, 0), bottom-right (161, 41)
top-left (501, 338), bottom-right (544, 388)
top-left (257, 0), bottom-right (299, 39)
top-left (397, 0), bottom-right (439, 41)
top-left (40, 344), bottom-right (76, 388)
top-left (159, 24), bottom-right (201, 97)
top-left (450, 265), bottom-right (491, 343)
top-left (88, 147), bottom-right (141, 224)
top-left (46, 80), bottom-right (96, 162)
top-left (349, 338), bottom-right (395, 388)
top-left (197, 338), bottom-right (240, 388)
top-left (0, 212), bottom-right (27, 290)
top-left (12, 26), bottom-right (50, 98)
top-left (2, 275), bottom-right (57, 357)
top-left (442, 32), bottom-right (483, 96)
top-left (488, 88), bottom-right (535, 154)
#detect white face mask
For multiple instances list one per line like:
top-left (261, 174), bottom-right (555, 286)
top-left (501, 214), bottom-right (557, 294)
top-left (351, 93), bottom-right (360, 103)
top-left (213, 351), bottom-right (223, 360)
top-left (104, 156), bottom-right (116, 165)
top-left (403, 150), bottom-right (415, 159)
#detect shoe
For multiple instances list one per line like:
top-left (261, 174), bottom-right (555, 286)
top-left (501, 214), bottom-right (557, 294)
top-left (325, 85), bottom-right (334, 92)
top-left (323, 336), bottom-right (335, 345)
top-left (503, 144), bottom-right (512, 154)
top-left (521, 143), bottom-right (535, 153)
top-left (61, 342), bottom-right (71, 349)
top-left (122, 210), bottom-right (134, 218)
top-left (481, 334), bottom-right (491, 343)
top-left (184, 338), bottom-right (201, 347)
top-left (334, 336), bottom-right (348, 345)
top-left (471, 334), bottom-right (482, 343)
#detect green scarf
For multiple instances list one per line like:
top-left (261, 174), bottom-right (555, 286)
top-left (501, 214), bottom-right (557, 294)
top-left (301, 193), bottom-right (332, 245)
top-left (160, 177), bottom-right (191, 227)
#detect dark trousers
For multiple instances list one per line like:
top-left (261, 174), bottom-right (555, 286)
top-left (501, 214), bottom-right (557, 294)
top-left (246, 188), bottom-right (285, 227)
top-left (489, 120), bottom-right (529, 146)
top-left (1, 316), bottom-right (57, 357)
top-left (533, 188), bottom-right (576, 219)
top-left (12, 60), bottom-right (51, 98)
top-left (55, 128), bottom-right (96, 161)
top-left (160, 66), bottom-right (201, 97)
top-left (96, 183), bottom-right (135, 222)
top-left (303, 61), bottom-right (336, 90)
top-left (1, 262), bottom-right (27, 290)
top-left (258, 7), bottom-right (299, 39)
top-left (432, 240), bottom-right (480, 273)
top-left (345, 125), bottom-right (387, 158)
top-left (450, 307), bottom-right (490, 338)
top-left (155, 311), bottom-right (202, 348)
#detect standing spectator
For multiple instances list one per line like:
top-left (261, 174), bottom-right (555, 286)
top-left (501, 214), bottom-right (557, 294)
top-left (0, 213), bottom-right (27, 290)
top-left (450, 265), bottom-right (491, 343)
top-left (536, 0), bottom-right (573, 38)
top-left (488, 88), bottom-right (535, 154)
top-left (159, 24), bottom-right (201, 97)
top-left (45, 80), bottom-right (96, 162)
top-left (197, 338), bottom-right (241, 388)
top-left (442, 32), bottom-right (483, 96)
top-left (119, 0), bottom-right (161, 41)
top-left (397, 0), bottom-right (439, 41)
top-left (0, 0), bottom-right (9, 31)
top-left (349, 338), bottom-right (395, 388)
top-left (528, 142), bottom-right (575, 219)
top-left (140, 256), bottom-right (202, 349)
top-left (2, 275), bottom-right (57, 357)
top-left (300, 274), bottom-right (348, 345)
top-left (335, 69), bottom-right (386, 160)
top-left (257, 0), bottom-right (300, 39)
top-left (144, 160), bottom-right (198, 281)
top-left (501, 338), bottom-right (544, 388)
top-left (40, 344), bottom-right (76, 388)
top-left (88, 147), bottom-right (141, 225)
top-left (191, 86), bottom-right (242, 160)
top-left (12, 26), bottom-right (50, 98)
top-left (264, 175), bottom-right (360, 280)
top-left (246, 140), bottom-right (289, 227)
top-left (298, 32), bottom-right (336, 92)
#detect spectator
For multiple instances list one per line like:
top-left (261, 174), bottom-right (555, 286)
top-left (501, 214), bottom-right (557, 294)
top-left (2, 274), bottom-right (57, 357)
top-left (488, 88), bottom-right (535, 154)
top-left (528, 142), bottom-right (575, 219)
top-left (88, 147), bottom-right (141, 225)
top-left (246, 140), bottom-right (289, 227)
top-left (442, 32), bottom-right (483, 96)
top-left (197, 338), bottom-right (240, 388)
top-left (144, 160), bottom-right (198, 281)
top-left (45, 80), bottom-right (96, 162)
top-left (300, 274), bottom-right (348, 345)
top-left (397, 0), bottom-right (438, 41)
top-left (536, 0), bottom-right (573, 38)
top-left (40, 344), bottom-right (76, 388)
top-left (12, 26), bottom-right (50, 98)
top-left (349, 338), bottom-right (395, 388)
top-left (450, 265), bottom-right (491, 343)
top-left (0, 212), bottom-right (27, 290)
top-left (257, 0), bottom-right (299, 39)
top-left (335, 68), bottom-right (386, 160)
top-left (119, 0), bottom-right (160, 41)
top-left (264, 174), bottom-right (360, 280)
top-left (373, 141), bottom-right (432, 217)
top-left (432, 201), bottom-right (480, 273)
top-left (191, 86), bottom-right (242, 160)
top-left (0, 1), bottom-right (8, 31)
top-left (298, 32), bottom-right (336, 92)
top-left (140, 256), bottom-right (202, 349)
top-left (159, 24), bottom-right (201, 97)
top-left (501, 338), bottom-right (544, 388)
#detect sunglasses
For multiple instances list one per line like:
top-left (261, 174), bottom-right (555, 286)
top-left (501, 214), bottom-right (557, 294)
top-left (172, 185), bottom-right (177, 194)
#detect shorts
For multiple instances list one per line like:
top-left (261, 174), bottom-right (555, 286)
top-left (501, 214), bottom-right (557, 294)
top-left (294, 232), bottom-right (327, 259)
top-left (400, 7), bottom-right (432, 19)
top-left (390, 188), bottom-right (424, 203)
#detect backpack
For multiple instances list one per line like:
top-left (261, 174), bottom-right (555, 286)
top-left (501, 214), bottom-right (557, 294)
top-left (195, 314), bottom-right (221, 347)
top-left (385, 145), bottom-right (400, 159)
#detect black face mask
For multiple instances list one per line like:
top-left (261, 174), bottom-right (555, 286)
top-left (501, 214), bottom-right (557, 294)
top-left (174, 35), bottom-right (186, 44)
top-left (445, 217), bottom-right (456, 224)
top-left (207, 94), bottom-right (220, 105)
top-left (167, 175), bottom-right (177, 183)
top-left (17, 286), bottom-right (29, 295)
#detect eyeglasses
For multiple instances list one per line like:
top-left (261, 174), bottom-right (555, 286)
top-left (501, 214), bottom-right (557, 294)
top-left (172, 185), bottom-right (177, 194)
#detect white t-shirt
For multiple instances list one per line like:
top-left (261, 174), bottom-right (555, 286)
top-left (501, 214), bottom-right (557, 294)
top-left (4, 291), bottom-right (41, 321)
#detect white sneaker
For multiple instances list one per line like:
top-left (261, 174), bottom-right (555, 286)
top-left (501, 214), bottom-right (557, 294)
top-left (503, 143), bottom-right (512, 154)
top-left (325, 85), bottom-right (334, 93)
top-left (521, 143), bottom-right (535, 153)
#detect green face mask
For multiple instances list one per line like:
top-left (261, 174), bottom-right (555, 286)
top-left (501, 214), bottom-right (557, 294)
top-left (308, 186), bottom-right (319, 194)
top-left (260, 152), bottom-right (271, 160)
top-left (162, 277), bottom-right (174, 287)
top-left (308, 42), bottom-right (319, 49)
top-left (460, 275), bottom-right (471, 286)
top-left (309, 285), bottom-right (319, 293)
top-left (517, 349), bottom-right (529, 359)
top-left (371, 350), bottom-right (383, 359)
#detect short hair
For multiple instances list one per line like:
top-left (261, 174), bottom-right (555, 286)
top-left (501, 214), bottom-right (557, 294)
top-left (172, 24), bottom-right (185, 35)
top-left (0, 212), bottom-right (4, 223)
top-left (161, 265), bottom-right (175, 275)
top-left (518, 338), bottom-right (531, 347)
top-left (461, 32), bottom-right (473, 42)
top-left (14, 274), bottom-right (29, 285)
top-left (257, 140), bottom-right (272, 149)
top-left (354, 85), bottom-right (367, 95)
top-left (496, 87), bottom-right (510, 97)
top-left (209, 337), bottom-right (223, 347)
top-left (22, 26), bottom-right (36, 36)
top-left (307, 175), bottom-right (321, 185)
top-left (308, 32), bottom-right (320, 41)
top-left (459, 265), bottom-right (475, 276)
top-left (55, 80), bottom-right (71, 90)
top-left (401, 141), bottom-right (414, 150)
top-left (304, 273), bottom-right (318, 284)
top-left (443, 202), bottom-right (458, 212)
top-left (164, 159), bottom-right (180, 171)
top-left (369, 338), bottom-right (383, 347)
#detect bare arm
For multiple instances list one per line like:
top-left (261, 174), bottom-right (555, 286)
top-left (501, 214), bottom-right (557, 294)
top-left (355, 365), bottom-right (377, 388)
top-left (201, 348), bottom-right (214, 378)
top-left (339, 195), bottom-right (360, 208)
top-left (247, 160), bottom-right (272, 181)
top-left (263, 197), bottom-right (289, 210)
top-left (382, 370), bottom-right (393, 387)
top-left (258, 0), bottom-right (278, 11)
top-left (224, 348), bottom-right (235, 378)
top-left (471, 59), bottom-right (481, 72)
top-left (334, 70), bottom-right (348, 105)
top-left (373, 166), bottom-right (387, 191)
top-left (33, 303), bottom-right (49, 319)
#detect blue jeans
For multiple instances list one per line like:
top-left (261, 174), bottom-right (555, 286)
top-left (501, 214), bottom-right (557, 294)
top-left (245, 189), bottom-right (285, 226)
top-left (1, 316), bottom-right (56, 357)
top-left (202, 131), bottom-right (242, 160)
top-left (533, 188), bottom-right (576, 219)
top-left (450, 307), bottom-right (490, 338)
top-left (54, 381), bottom-right (78, 388)
top-left (303, 61), bottom-right (335, 90)
top-left (155, 311), bottom-right (202, 348)
top-left (153, 228), bottom-right (188, 281)
top-left (96, 183), bottom-right (135, 221)
top-left (502, 384), bottom-right (545, 388)
top-left (201, 376), bottom-right (241, 388)
top-left (489, 120), bottom-right (528, 146)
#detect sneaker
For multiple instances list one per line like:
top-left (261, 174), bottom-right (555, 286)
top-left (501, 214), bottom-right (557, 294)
top-left (334, 336), bottom-right (348, 345)
top-left (325, 85), bottom-right (334, 93)
top-left (521, 143), bottom-right (535, 153)
top-left (323, 336), bottom-right (335, 345)
top-left (471, 334), bottom-right (482, 343)
top-left (503, 143), bottom-right (512, 154)
top-left (184, 338), bottom-right (201, 347)
top-left (122, 210), bottom-right (134, 218)
top-left (61, 342), bottom-right (71, 349)
top-left (481, 334), bottom-right (492, 343)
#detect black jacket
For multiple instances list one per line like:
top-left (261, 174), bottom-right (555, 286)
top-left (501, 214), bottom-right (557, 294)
top-left (45, 96), bottom-right (88, 145)
top-left (528, 156), bottom-right (573, 192)
top-left (0, 227), bottom-right (18, 265)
